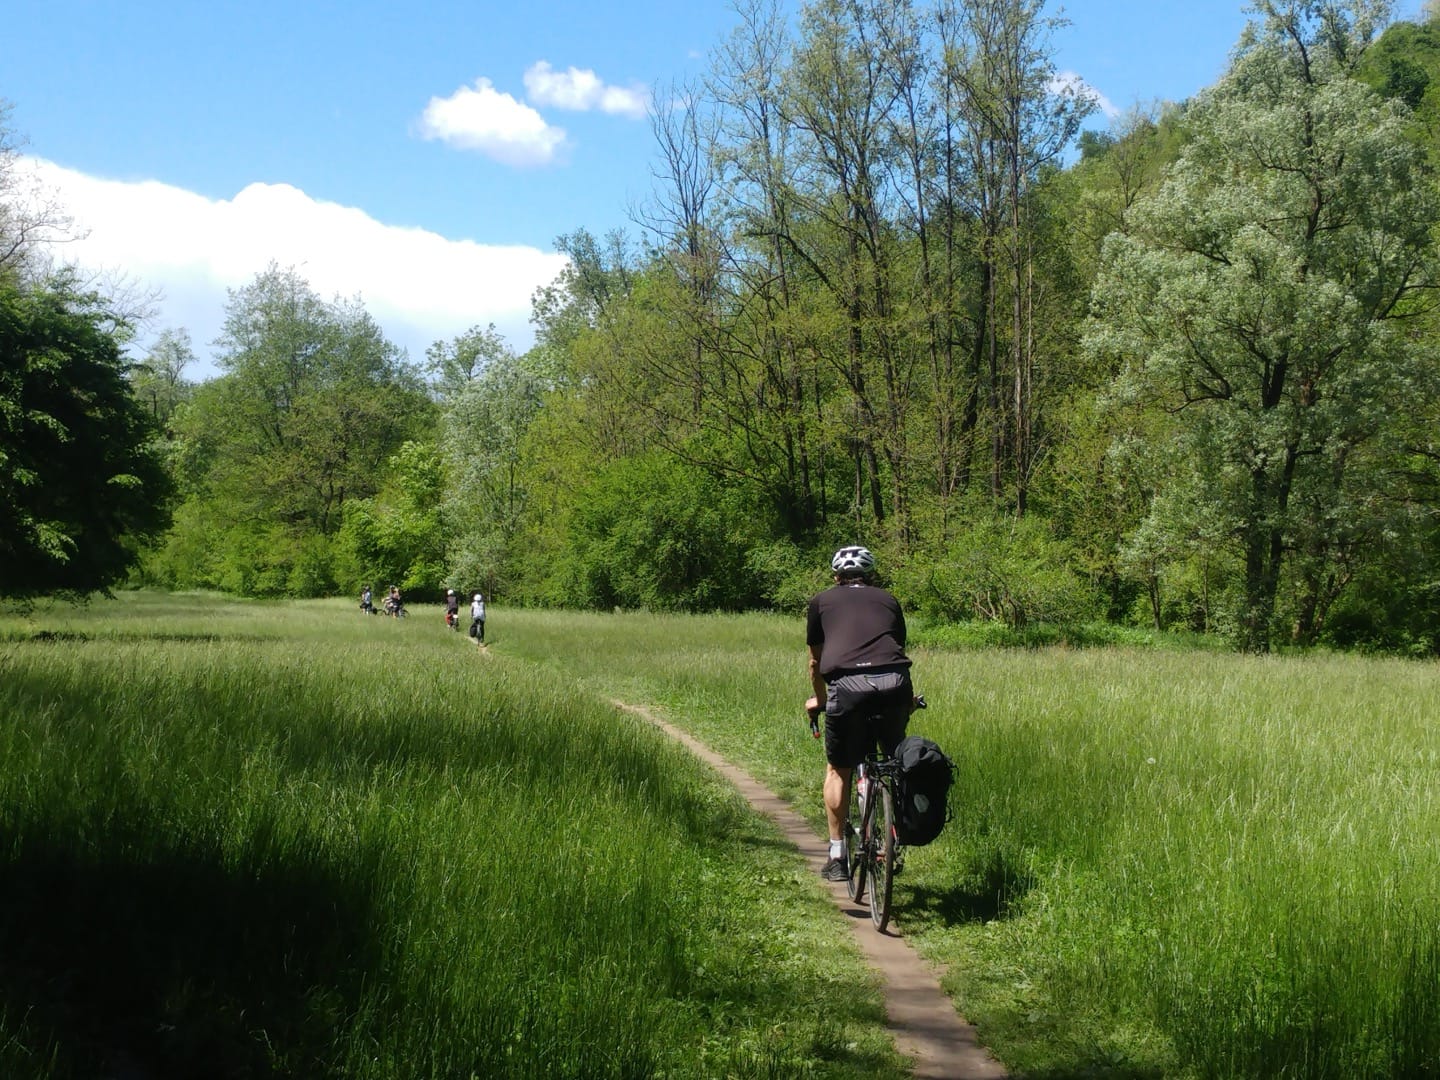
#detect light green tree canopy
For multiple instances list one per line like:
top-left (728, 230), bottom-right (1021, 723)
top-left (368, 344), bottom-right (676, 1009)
top-left (1085, 0), bottom-right (1440, 650)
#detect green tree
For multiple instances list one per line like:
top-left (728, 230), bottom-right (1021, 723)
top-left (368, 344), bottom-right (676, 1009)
top-left (424, 322), bottom-right (512, 400)
top-left (211, 270), bottom-right (426, 535)
top-left (153, 266), bottom-right (430, 595)
top-left (935, 0), bottom-right (1093, 512)
top-left (1086, 0), bottom-right (1440, 651)
top-left (1357, 16), bottom-right (1440, 125)
top-left (0, 274), bottom-right (172, 597)
top-left (439, 343), bottom-right (544, 595)
top-left (129, 327), bottom-right (194, 427)
top-left (547, 451), bottom-right (769, 612)
top-left (336, 440), bottom-right (446, 597)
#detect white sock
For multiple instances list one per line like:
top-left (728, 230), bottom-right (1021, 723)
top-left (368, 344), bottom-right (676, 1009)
top-left (829, 838), bottom-right (844, 860)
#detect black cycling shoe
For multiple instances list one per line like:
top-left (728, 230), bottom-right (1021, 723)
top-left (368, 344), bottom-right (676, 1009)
top-left (820, 856), bottom-right (850, 882)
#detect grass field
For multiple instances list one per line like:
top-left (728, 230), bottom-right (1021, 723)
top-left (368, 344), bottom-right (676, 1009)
top-left (4, 594), bottom-right (1439, 1078)
top-left (0, 594), bottom-right (906, 1079)
top-left (494, 606), bottom-right (1440, 1079)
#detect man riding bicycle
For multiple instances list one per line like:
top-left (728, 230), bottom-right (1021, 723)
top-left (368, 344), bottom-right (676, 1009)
top-left (805, 545), bottom-right (913, 883)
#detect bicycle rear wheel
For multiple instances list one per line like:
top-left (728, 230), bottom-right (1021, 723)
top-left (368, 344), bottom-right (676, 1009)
top-left (868, 781), bottom-right (896, 931)
top-left (846, 773), bottom-right (869, 903)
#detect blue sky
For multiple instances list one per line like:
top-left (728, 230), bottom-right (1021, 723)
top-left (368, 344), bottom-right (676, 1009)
top-left (6, 0), bottom-right (1424, 378)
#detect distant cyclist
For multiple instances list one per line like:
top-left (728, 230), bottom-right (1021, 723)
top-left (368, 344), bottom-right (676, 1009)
top-left (805, 545), bottom-right (913, 882)
top-left (470, 591), bottom-right (486, 643)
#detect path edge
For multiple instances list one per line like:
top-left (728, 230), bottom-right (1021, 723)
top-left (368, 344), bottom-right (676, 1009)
top-left (611, 700), bottom-right (1007, 1080)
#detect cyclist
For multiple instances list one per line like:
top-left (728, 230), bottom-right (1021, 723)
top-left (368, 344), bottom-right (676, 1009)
top-left (444, 588), bottom-right (460, 627)
top-left (470, 591), bottom-right (486, 643)
top-left (805, 545), bottom-right (913, 882)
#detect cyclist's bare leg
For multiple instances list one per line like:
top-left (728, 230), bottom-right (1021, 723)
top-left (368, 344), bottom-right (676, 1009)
top-left (824, 762), bottom-right (853, 847)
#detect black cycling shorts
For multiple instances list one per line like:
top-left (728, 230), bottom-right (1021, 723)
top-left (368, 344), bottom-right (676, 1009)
top-left (822, 670), bottom-right (912, 769)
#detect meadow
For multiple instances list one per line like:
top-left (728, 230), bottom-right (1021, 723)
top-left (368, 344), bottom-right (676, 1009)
top-left (498, 607), bottom-right (1440, 1079)
top-left (0, 595), bottom-right (906, 1079)
top-left (3, 595), bottom-right (1439, 1078)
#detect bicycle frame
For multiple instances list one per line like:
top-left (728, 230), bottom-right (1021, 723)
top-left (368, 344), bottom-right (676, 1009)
top-left (847, 752), bottom-right (902, 932)
top-left (810, 694), bottom-right (923, 933)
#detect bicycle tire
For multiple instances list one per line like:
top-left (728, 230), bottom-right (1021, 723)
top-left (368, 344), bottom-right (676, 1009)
top-left (868, 780), bottom-right (896, 931)
top-left (846, 772), bottom-right (869, 903)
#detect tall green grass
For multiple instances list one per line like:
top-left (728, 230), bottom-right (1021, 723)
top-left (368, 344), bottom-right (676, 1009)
top-left (495, 608), bottom-right (1440, 1078)
top-left (0, 594), bottom-right (907, 1079)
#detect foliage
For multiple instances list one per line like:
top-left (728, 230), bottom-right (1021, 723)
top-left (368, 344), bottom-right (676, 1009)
top-left (1358, 15), bottom-right (1440, 123)
top-left (0, 274), bottom-right (172, 598)
top-left (146, 266), bottom-right (432, 597)
top-left (894, 512), bottom-right (1104, 627)
top-left (743, 538), bottom-right (832, 614)
top-left (435, 331), bottom-right (545, 598)
top-left (422, 320), bottom-right (512, 397)
top-left (335, 440), bottom-right (446, 598)
top-left (1085, 0), bottom-right (1440, 651)
top-left (1317, 517), bottom-right (1440, 653)
top-left (127, 327), bottom-right (195, 428)
top-left (531, 451), bottom-right (773, 612)
top-left (79, 1), bottom-right (1440, 655)
top-left (909, 615), bottom-right (1221, 651)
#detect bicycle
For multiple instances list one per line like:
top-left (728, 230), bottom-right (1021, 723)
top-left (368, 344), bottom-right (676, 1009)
top-left (848, 750), bottom-right (901, 930)
top-left (809, 696), bottom-right (925, 932)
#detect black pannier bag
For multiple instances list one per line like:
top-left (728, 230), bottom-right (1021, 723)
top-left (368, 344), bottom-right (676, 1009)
top-left (892, 735), bottom-right (954, 846)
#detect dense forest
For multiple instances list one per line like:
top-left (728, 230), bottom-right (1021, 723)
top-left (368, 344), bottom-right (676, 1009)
top-left (10, 0), bottom-right (1440, 654)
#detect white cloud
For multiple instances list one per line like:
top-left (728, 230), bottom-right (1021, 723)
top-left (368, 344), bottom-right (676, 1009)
top-left (23, 157), bottom-right (569, 377)
top-left (523, 61), bottom-right (650, 119)
top-left (418, 78), bottom-right (569, 166)
top-left (1050, 70), bottom-right (1119, 120)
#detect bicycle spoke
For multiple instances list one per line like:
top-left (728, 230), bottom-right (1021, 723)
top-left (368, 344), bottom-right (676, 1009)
top-left (846, 773), bottom-right (865, 903)
top-left (869, 779), bottom-right (896, 931)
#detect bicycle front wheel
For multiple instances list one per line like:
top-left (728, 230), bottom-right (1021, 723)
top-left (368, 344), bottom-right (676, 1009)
top-left (868, 781), bottom-right (896, 931)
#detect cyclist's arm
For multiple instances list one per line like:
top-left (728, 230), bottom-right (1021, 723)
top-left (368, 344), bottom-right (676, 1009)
top-left (808, 644), bottom-right (827, 709)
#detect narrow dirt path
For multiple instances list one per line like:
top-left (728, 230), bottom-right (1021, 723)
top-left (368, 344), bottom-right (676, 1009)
top-left (611, 700), bottom-right (1007, 1080)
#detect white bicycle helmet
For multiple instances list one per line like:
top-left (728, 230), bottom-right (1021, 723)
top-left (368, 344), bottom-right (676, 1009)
top-left (831, 545), bottom-right (875, 575)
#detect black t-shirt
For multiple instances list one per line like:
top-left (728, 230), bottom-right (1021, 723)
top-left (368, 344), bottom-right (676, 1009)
top-left (806, 581), bottom-right (910, 680)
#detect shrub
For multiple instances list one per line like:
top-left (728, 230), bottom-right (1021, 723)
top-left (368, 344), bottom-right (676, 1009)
top-left (546, 454), bottom-right (771, 612)
top-left (897, 515), bottom-right (1102, 628)
top-left (745, 540), bottom-right (829, 614)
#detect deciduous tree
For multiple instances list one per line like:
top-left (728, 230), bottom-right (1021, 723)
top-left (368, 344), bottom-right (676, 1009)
top-left (0, 275), bottom-right (172, 597)
top-left (1087, 0), bottom-right (1440, 650)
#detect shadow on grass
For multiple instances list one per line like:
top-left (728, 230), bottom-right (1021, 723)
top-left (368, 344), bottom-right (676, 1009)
top-left (905, 846), bottom-right (1036, 925)
top-left (0, 823), bottom-right (382, 1079)
top-left (1020, 1064), bottom-right (1167, 1080)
